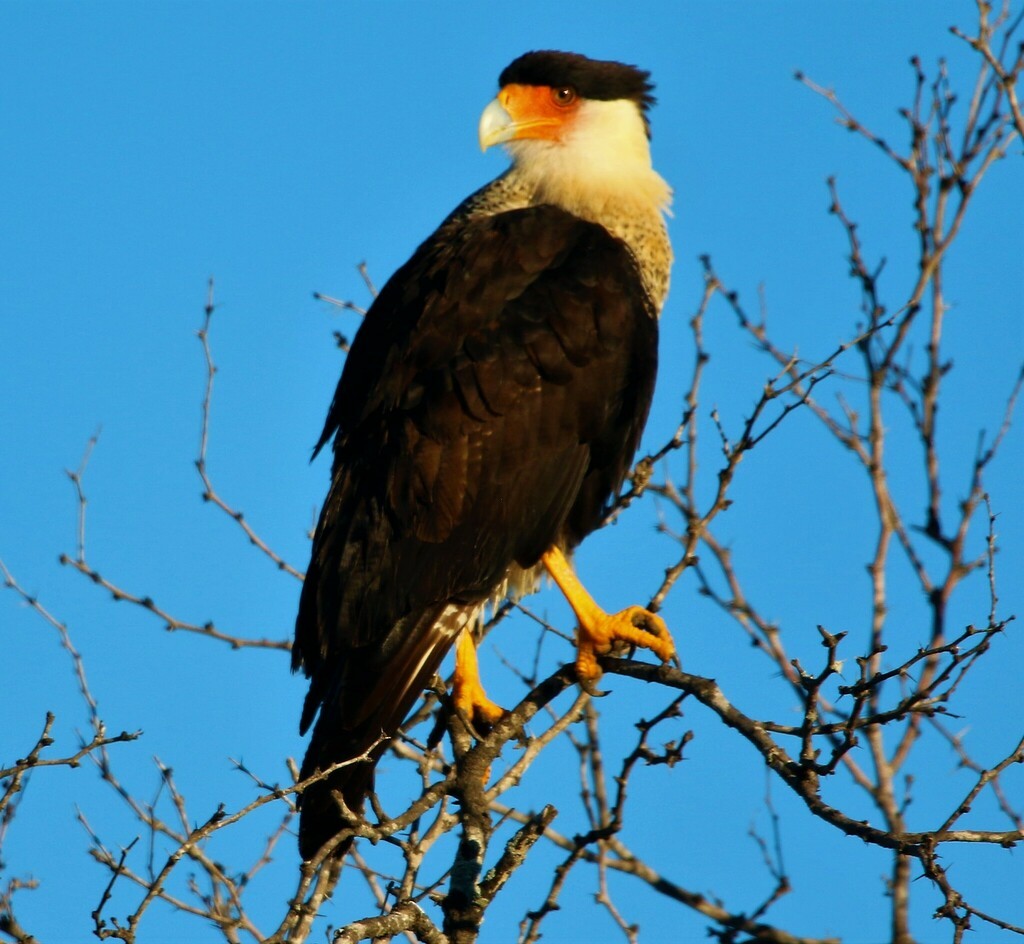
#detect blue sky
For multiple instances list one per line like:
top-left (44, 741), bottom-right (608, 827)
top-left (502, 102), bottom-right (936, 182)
top-left (2, 3), bottom-right (1022, 942)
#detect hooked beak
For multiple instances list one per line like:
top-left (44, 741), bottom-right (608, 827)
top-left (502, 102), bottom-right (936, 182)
top-left (478, 97), bottom-right (516, 152)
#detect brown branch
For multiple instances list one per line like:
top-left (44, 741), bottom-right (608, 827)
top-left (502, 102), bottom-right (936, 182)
top-left (0, 714), bottom-right (139, 790)
top-left (334, 901), bottom-right (446, 944)
top-left (196, 278), bottom-right (305, 581)
top-left (60, 554), bottom-right (290, 651)
top-left (606, 661), bottom-right (1024, 852)
top-left (48, 423), bottom-right (292, 652)
top-left (952, 1), bottom-right (1024, 141)
top-left (0, 877), bottom-right (41, 944)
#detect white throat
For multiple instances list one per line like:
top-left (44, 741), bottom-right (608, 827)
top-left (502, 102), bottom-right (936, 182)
top-left (506, 98), bottom-right (672, 226)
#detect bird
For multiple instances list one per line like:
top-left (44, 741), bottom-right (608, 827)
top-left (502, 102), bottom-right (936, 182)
top-left (292, 50), bottom-right (676, 860)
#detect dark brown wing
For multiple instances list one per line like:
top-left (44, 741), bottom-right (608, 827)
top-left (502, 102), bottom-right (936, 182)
top-left (293, 204), bottom-right (658, 857)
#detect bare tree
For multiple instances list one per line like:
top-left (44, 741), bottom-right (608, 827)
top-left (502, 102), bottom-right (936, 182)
top-left (3, 5), bottom-right (1022, 943)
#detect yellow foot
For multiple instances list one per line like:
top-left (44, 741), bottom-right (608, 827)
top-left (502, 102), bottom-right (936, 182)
top-left (574, 605), bottom-right (675, 695)
top-left (452, 630), bottom-right (506, 734)
top-left (541, 546), bottom-right (676, 694)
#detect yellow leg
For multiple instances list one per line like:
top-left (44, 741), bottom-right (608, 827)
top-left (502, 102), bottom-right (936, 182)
top-left (541, 545), bottom-right (675, 692)
top-left (452, 629), bottom-right (506, 731)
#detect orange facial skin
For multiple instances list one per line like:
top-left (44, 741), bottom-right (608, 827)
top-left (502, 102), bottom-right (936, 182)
top-left (498, 83), bottom-right (581, 141)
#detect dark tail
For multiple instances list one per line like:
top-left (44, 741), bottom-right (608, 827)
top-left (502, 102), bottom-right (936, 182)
top-left (297, 604), bottom-right (475, 860)
top-left (297, 715), bottom-right (382, 861)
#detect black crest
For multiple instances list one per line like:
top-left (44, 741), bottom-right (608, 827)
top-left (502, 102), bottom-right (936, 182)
top-left (499, 50), bottom-right (656, 113)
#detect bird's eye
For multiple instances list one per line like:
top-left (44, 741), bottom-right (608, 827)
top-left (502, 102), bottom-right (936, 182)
top-left (551, 86), bottom-right (577, 107)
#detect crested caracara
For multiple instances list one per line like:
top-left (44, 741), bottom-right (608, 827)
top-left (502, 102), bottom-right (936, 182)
top-left (293, 50), bottom-right (675, 860)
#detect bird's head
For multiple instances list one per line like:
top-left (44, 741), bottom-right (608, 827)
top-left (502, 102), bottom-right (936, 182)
top-left (479, 50), bottom-right (671, 217)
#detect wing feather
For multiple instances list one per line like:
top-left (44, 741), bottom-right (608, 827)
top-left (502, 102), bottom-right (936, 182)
top-left (293, 204), bottom-right (658, 856)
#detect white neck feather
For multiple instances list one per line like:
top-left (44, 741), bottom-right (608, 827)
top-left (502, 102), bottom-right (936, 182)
top-left (506, 98), bottom-right (672, 226)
